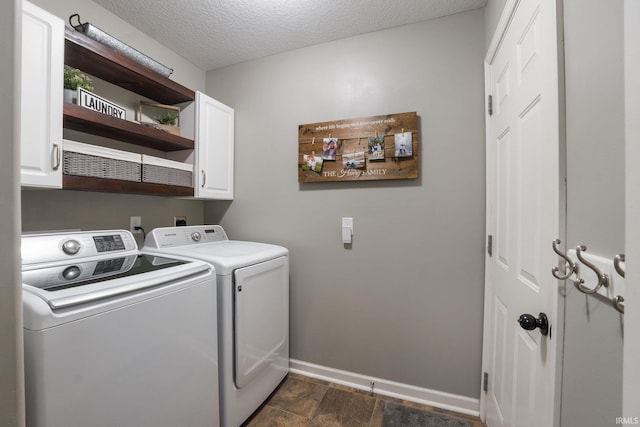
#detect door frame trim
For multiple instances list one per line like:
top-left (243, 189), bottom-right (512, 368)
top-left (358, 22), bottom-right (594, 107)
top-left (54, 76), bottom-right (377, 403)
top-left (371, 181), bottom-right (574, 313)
top-left (485, 0), bottom-right (519, 66)
top-left (623, 0), bottom-right (640, 416)
top-left (479, 1), bottom-right (519, 421)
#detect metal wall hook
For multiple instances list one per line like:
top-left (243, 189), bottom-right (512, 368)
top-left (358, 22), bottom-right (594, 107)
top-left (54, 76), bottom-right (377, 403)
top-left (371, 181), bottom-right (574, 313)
top-left (614, 253), bottom-right (625, 278)
top-left (574, 245), bottom-right (610, 294)
top-left (613, 295), bottom-right (624, 314)
top-left (551, 239), bottom-right (577, 280)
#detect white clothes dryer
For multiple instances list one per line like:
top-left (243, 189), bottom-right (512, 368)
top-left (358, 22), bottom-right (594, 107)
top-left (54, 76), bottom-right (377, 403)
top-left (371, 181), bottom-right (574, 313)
top-left (144, 225), bottom-right (289, 427)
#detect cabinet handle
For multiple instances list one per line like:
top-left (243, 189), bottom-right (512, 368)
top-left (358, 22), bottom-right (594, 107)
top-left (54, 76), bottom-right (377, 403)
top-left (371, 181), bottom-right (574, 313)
top-left (201, 170), bottom-right (206, 188)
top-left (52, 143), bottom-right (61, 171)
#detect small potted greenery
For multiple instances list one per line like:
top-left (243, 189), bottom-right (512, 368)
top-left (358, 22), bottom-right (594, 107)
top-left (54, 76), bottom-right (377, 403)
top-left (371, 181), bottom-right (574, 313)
top-left (63, 65), bottom-right (94, 103)
top-left (155, 112), bottom-right (178, 126)
top-left (154, 111), bottom-right (180, 135)
top-left (137, 101), bottom-right (181, 135)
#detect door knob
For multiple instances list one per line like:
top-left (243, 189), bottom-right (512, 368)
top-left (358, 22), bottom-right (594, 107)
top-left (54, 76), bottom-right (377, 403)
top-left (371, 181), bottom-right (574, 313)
top-left (518, 313), bottom-right (549, 336)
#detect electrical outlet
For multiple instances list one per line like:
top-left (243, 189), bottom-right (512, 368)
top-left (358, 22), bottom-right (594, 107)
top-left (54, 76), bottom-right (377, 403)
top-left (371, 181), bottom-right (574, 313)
top-left (174, 216), bottom-right (187, 226)
top-left (130, 216), bottom-right (142, 234)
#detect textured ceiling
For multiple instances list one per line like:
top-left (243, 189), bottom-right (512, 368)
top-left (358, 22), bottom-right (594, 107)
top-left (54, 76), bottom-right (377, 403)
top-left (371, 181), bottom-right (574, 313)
top-left (92, 0), bottom-right (487, 71)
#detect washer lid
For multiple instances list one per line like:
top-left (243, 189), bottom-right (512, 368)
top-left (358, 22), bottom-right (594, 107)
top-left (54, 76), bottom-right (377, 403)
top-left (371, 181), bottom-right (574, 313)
top-left (22, 254), bottom-right (188, 292)
top-left (23, 254), bottom-right (212, 310)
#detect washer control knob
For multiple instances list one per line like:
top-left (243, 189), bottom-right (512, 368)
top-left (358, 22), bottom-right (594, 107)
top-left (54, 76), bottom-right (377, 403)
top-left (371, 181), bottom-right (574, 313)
top-left (62, 266), bottom-right (81, 281)
top-left (191, 232), bottom-right (202, 242)
top-left (62, 239), bottom-right (81, 255)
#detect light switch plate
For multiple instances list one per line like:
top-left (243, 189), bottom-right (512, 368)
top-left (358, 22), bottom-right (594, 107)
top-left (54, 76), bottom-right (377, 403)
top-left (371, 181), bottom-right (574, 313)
top-left (342, 217), bottom-right (353, 243)
top-left (342, 217), bottom-right (353, 230)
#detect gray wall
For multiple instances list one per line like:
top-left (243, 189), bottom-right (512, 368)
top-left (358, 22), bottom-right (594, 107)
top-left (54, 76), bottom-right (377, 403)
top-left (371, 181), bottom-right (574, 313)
top-left (22, 191), bottom-right (204, 245)
top-left (205, 9), bottom-right (486, 398)
top-left (1, 1), bottom-right (24, 424)
top-left (561, 0), bottom-right (625, 426)
top-left (21, 0), bottom-right (208, 237)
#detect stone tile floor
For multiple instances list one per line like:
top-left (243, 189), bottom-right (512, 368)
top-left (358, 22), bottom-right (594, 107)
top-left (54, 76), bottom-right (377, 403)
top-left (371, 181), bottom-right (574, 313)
top-left (242, 373), bottom-right (486, 427)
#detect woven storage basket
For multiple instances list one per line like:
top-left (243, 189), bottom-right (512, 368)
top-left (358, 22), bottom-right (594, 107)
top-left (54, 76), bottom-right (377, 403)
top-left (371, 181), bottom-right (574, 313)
top-left (63, 140), bottom-right (142, 182)
top-left (141, 155), bottom-right (193, 187)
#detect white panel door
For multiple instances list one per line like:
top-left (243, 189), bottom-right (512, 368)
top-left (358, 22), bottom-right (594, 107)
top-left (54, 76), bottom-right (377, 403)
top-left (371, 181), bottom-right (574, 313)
top-left (482, 1), bottom-right (562, 426)
top-left (20, 1), bottom-right (63, 188)
top-left (194, 91), bottom-right (234, 199)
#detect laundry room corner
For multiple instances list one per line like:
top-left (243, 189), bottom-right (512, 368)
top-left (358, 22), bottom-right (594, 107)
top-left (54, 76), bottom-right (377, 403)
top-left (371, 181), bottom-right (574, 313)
top-left (204, 8), bottom-right (487, 407)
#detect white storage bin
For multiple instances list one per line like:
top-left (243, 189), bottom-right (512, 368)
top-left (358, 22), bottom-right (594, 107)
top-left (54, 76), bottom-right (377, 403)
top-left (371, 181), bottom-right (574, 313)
top-left (141, 155), bottom-right (193, 187)
top-left (63, 140), bottom-right (142, 182)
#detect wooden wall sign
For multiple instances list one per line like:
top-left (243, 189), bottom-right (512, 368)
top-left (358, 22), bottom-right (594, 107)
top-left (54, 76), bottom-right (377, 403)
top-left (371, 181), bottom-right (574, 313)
top-left (298, 112), bottom-right (418, 183)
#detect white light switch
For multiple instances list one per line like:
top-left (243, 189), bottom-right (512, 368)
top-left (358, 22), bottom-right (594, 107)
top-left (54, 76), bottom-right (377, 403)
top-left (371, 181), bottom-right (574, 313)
top-left (342, 217), bottom-right (353, 243)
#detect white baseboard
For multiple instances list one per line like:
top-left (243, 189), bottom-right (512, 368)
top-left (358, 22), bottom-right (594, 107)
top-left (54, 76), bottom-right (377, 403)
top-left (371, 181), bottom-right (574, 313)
top-left (289, 359), bottom-right (480, 418)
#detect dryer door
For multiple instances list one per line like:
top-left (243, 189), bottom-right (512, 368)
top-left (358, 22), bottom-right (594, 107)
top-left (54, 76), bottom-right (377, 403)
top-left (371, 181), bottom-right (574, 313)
top-left (234, 256), bottom-right (289, 389)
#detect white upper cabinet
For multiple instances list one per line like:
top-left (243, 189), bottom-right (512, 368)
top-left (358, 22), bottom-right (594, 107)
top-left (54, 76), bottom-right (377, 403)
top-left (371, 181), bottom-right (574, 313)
top-left (20, 1), bottom-right (63, 188)
top-left (17, 3), bottom-right (232, 199)
top-left (194, 91), bottom-right (234, 200)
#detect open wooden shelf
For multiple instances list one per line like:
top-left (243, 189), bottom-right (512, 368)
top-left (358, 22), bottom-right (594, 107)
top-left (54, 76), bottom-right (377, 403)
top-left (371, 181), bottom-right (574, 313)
top-left (61, 27), bottom-right (199, 197)
top-left (63, 103), bottom-right (194, 151)
top-left (63, 175), bottom-right (194, 197)
top-left (64, 27), bottom-right (195, 105)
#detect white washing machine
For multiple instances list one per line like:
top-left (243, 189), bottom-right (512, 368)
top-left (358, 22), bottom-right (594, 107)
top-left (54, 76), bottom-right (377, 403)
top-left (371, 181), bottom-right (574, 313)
top-left (144, 225), bottom-right (289, 427)
top-left (21, 229), bottom-right (220, 427)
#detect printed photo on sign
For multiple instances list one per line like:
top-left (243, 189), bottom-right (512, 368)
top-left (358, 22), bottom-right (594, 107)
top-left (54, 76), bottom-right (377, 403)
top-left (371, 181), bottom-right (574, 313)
top-left (394, 132), bottom-right (412, 157)
top-left (368, 135), bottom-right (385, 160)
top-left (322, 138), bottom-right (338, 160)
top-left (343, 151), bottom-right (366, 169)
top-left (301, 154), bottom-right (323, 173)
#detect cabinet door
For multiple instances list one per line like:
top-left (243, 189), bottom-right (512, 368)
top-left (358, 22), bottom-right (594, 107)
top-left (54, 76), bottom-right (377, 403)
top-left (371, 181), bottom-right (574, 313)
top-left (20, 1), bottom-right (63, 188)
top-left (195, 92), bottom-right (234, 199)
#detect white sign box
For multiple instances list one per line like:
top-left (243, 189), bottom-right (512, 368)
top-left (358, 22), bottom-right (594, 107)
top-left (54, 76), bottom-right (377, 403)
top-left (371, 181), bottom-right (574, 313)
top-left (77, 88), bottom-right (126, 120)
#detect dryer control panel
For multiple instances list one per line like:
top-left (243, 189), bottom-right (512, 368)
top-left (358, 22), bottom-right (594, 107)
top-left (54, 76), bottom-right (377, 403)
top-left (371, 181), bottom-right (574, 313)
top-left (145, 225), bottom-right (229, 248)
